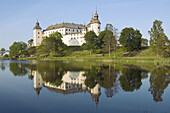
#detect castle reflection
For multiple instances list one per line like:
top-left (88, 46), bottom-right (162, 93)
top-left (31, 70), bottom-right (101, 105)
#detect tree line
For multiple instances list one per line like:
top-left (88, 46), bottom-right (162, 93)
top-left (1, 20), bottom-right (169, 58)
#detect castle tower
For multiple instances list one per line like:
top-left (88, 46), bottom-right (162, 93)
top-left (33, 21), bottom-right (42, 46)
top-left (34, 71), bottom-right (43, 96)
top-left (87, 10), bottom-right (101, 36)
top-left (82, 24), bottom-right (87, 34)
top-left (90, 84), bottom-right (101, 106)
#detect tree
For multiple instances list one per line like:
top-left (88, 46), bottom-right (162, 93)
top-left (102, 30), bottom-right (116, 58)
top-left (38, 32), bottom-right (65, 56)
top-left (28, 39), bottom-right (34, 47)
top-left (105, 24), bottom-right (113, 32)
top-left (112, 27), bottom-right (119, 58)
top-left (97, 31), bottom-right (106, 49)
top-left (119, 27), bottom-right (142, 51)
top-left (0, 48), bottom-right (6, 56)
top-left (9, 41), bottom-right (27, 57)
top-left (148, 20), bottom-right (169, 57)
top-left (27, 47), bottom-right (37, 56)
top-left (141, 38), bottom-right (148, 47)
top-left (84, 31), bottom-right (97, 56)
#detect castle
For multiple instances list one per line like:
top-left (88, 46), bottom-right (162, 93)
top-left (33, 10), bottom-right (101, 46)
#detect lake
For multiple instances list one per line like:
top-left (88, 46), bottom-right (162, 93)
top-left (0, 60), bottom-right (170, 113)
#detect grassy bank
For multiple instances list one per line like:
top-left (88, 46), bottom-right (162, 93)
top-left (3, 47), bottom-right (170, 66)
top-left (18, 56), bottom-right (170, 66)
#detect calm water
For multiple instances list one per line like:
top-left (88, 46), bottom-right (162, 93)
top-left (0, 60), bottom-right (170, 113)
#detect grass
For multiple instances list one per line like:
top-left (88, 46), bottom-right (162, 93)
top-left (9, 47), bottom-right (170, 66)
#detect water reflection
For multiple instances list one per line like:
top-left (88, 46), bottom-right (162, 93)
top-left (148, 66), bottom-right (170, 102)
top-left (1, 60), bottom-right (170, 103)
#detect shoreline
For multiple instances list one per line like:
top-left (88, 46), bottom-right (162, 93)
top-left (14, 56), bottom-right (170, 66)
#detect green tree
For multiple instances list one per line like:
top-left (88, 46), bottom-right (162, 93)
top-left (112, 27), bottom-right (119, 58)
top-left (97, 31), bottom-right (106, 49)
top-left (84, 31), bottom-right (97, 56)
top-left (9, 41), bottom-right (27, 57)
top-left (102, 30), bottom-right (116, 58)
top-left (148, 20), bottom-right (169, 57)
top-left (105, 24), bottom-right (113, 32)
top-left (28, 39), bottom-right (34, 47)
top-left (27, 47), bottom-right (37, 56)
top-left (119, 27), bottom-right (142, 51)
top-left (141, 38), bottom-right (148, 47)
top-left (38, 32), bottom-right (65, 56)
top-left (0, 48), bottom-right (6, 56)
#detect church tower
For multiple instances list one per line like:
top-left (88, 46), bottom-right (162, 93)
top-left (33, 21), bottom-right (42, 46)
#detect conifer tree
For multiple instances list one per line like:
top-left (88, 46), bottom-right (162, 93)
top-left (148, 20), bottom-right (169, 57)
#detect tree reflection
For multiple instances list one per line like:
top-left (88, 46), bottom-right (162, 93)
top-left (99, 65), bottom-right (119, 97)
top-left (83, 65), bottom-right (103, 88)
top-left (149, 66), bottom-right (170, 102)
top-left (119, 65), bottom-right (142, 92)
top-left (35, 61), bottom-right (67, 86)
top-left (9, 63), bottom-right (28, 76)
top-left (0, 62), bottom-right (6, 71)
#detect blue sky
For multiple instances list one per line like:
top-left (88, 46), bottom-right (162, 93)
top-left (0, 0), bottom-right (170, 49)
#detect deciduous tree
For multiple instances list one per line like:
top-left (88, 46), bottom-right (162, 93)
top-left (119, 27), bottom-right (142, 51)
top-left (9, 41), bottom-right (27, 57)
top-left (141, 38), bottom-right (148, 47)
top-left (0, 48), bottom-right (6, 56)
top-left (38, 32), bottom-right (65, 56)
top-left (102, 30), bottom-right (116, 58)
top-left (84, 31), bottom-right (97, 56)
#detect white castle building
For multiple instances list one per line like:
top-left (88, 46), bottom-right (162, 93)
top-left (33, 11), bottom-right (101, 46)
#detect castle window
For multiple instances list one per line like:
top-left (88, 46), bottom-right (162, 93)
top-left (73, 29), bottom-right (74, 32)
top-left (98, 27), bottom-right (100, 29)
top-left (77, 30), bottom-right (78, 32)
top-left (38, 36), bottom-right (39, 38)
top-left (69, 29), bottom-right (70, 31)
top-left (38, 32), bottom-right (40, 34)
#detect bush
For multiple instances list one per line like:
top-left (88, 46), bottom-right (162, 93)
top-left (3, 54), bottom-right (9, 58)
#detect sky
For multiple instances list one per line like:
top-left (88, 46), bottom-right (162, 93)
top-left (0, 0), bottom-right (170, 49)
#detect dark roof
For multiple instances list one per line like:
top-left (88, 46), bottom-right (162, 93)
top-left (33, 22), bottom-right (42, 30)
top-left (45, 23), bottom-right (84, 31)
top-left (92, 19), bottom-right (101, 24)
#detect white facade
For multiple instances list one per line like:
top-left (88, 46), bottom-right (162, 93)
top-left (33, 11), bottom-right (101, 46)
top-left (33, 29), bottom-right (43, 46)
